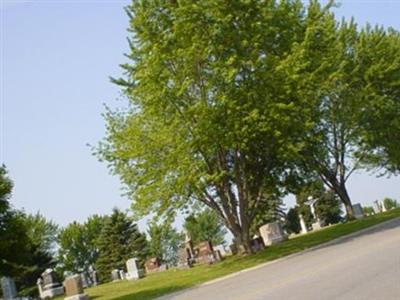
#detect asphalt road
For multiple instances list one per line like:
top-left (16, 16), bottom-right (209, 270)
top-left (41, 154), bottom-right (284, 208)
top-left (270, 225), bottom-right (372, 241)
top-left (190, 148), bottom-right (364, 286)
top-left (161, 218), bottom-right (400, 300)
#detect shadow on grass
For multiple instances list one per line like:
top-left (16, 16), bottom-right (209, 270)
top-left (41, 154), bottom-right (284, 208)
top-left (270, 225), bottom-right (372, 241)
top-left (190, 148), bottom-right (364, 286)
top-left (111, 285), bottom-right (187, 300)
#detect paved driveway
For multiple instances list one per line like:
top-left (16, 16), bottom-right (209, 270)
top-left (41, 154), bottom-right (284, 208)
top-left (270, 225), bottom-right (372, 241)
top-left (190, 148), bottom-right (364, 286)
top-left (161, 218), bottom-right (400, 300)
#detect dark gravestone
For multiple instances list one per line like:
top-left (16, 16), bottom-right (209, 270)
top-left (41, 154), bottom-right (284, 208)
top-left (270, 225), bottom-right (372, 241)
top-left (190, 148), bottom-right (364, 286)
top-left (250, 237), bottom-right (265, 253)
top-left (63, 274), bottom-right (89, 300)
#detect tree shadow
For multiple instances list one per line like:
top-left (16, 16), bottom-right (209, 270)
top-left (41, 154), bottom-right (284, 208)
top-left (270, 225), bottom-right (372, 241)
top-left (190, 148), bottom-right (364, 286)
top-left (102, 285), bottom-right (188, 300)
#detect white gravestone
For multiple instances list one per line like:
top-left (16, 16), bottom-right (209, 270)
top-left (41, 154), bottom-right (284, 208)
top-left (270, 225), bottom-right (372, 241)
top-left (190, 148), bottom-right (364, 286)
top-left (118, 270), bottom-right (126, 280)
top-left (110, 270), bottom-right (120, 281)
top-left (1, 277), bottom-right (17, 300)
top-left (299, 214), bottom-right (308, 234)
top-left (306, 196), bottom-right (325, 230)
top-left (373, 200), bottom-right (382, 214)
top-left (259, 222), bottom-right (287, 246)
top-left (126, 258), bottom-right (144, 280)
top-left (381, 200), bottom-right (387, 212)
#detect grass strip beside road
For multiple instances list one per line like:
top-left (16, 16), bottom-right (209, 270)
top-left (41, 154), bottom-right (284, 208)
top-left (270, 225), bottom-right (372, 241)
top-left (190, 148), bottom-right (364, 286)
top-left (83, 209), bottom-right (400, 300)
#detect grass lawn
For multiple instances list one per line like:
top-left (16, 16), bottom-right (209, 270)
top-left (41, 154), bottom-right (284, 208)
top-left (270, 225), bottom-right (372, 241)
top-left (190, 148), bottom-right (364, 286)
top-left (81, 208), bottom-right (400, 300)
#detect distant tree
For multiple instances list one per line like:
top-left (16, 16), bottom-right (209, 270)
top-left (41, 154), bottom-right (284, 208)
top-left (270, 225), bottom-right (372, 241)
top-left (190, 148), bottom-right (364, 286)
top-left (147, 220), bottom-right (183, 266)
top-left (0, 167), bottom-right (60, 297)
top-left (14, 212), bottom-right (59, 296)
top-left (285, 208), bottom-right (301, 234)
top-left (315, 190), bottom-right (343, 225)
top-left (363, 206), bottom-right (375, 216)
top-left (383, 197), bottom-right (398, 210)
top-left (0, 166), bottom-right (31, 278)
top-left (58, 215), bottom-right (105, 279)
top-left (21, 212), bottom-right (59, 255)
top-left (184, 209), bottom-right (227, 246)
top-left (95, 209), bottom-right (148, 282)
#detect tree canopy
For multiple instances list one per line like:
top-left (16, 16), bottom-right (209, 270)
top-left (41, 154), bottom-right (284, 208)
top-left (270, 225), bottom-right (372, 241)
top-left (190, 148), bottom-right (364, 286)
top-left (99, 0), bottom-right (400, 252)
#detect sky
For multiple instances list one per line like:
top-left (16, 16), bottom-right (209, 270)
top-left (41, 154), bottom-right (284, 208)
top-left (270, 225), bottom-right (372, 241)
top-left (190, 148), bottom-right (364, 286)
top-left (1, 0), bottom-right (400, 231)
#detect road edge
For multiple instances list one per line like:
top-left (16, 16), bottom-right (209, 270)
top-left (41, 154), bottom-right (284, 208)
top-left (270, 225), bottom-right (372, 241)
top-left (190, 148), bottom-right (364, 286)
top-left (157, 216), bottom-right (400, 299)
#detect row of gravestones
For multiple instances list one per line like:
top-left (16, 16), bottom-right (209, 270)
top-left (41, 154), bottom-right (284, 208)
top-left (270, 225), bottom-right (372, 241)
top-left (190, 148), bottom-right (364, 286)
top-left (176, 239), bottom-right (225, 269)
top-left (110, 258), bottom-right (144, 281)
top-left (298, 202), bottom-right (366, 235)
top-left (37, 269), bottom-right (90, 300)
top-left (1, 271), bottom-right (89, 300)
top-left (0, 258), bottom-right (152, 300)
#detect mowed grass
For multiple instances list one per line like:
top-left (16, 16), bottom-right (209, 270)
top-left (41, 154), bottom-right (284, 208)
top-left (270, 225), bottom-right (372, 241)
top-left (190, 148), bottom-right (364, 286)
top-left (82, 208), bottom-right (400, 300)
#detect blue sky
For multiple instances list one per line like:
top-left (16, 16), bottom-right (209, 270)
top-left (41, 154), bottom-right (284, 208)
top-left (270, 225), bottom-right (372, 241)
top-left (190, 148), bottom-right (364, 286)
top-left (1, 0), bottom-right (400, 230)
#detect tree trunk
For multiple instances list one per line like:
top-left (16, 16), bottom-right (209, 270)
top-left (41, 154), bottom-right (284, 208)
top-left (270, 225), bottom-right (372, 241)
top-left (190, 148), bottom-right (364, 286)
top-left (233, 229), bottom-right (253, 255)
top-left (334, 182), bottom-right (354, 220)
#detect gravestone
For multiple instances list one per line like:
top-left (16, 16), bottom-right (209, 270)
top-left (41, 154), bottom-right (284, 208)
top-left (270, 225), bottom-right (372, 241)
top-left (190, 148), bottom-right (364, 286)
top-left (311, 220), bottom-right (324, 231)
top-left (145, 258), bottom-right (161, 273)
top-left (90, 271), bottom-right (98, 286)
top-left (197, 241), bottom-right (215, 264)
top-left (119, 270), bottom-right (126, 280)
top-left (37, 269), bottom-right (64, 299)
top-left (250, 237), bottom-right (265, 253)
top-left (381, 200), bottom-right (387, 212)
top-left (373, 200), bottom-right (382, 214)
top-left (126, 258), bottom-right (144, 280)
top-left (213, 250), bottom-right (223, 262)
top-left (213, 245), bottom-right (228, 257)
top-left (229, 243), bottom-right (238, 255)
top-left (352, 203), bottom-right (364, 219)
top-left (110, 270), bottom-right (120, 281)
top-left (79, 273), bottom-right (88, 288)
top-left (1, 277), bottom-right (17, 300)
top-left (299, 214), bottom-right (308, 234)
top-left (63, 274), bottom-right (89, 300)
top-left (177, 248), bottom-right (193, 269)
top-left (259, 222), bottom-right (287, 246)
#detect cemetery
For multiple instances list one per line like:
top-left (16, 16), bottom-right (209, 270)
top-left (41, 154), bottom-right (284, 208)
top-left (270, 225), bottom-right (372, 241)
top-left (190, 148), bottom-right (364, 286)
top-left (2, 209), bottom-right (398, 300)
top-left (2, 1), bottom-right (400, 299)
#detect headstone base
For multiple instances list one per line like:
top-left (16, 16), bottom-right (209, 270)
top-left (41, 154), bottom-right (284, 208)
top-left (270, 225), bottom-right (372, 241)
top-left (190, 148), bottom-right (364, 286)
top-left (41, 287), bottom-right (65, 299)
top-left (126, 269), bottom-right (145, 280)
top-left (312, 221), bottom-right (323, 231)
top-left (64, 293), bottom-right (89, 300)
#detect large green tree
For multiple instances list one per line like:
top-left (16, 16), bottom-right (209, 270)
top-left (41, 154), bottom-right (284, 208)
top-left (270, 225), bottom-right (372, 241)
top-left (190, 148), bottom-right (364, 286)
top-left (0, 166), bottom-right (31, 277)
top-left (95, 209), bottom-right (148, 282)
top-left (0, 167), bottom-right (58, 297)
top-left (296, 14), bottom-right (400, 218)
top-left (13, 212), bottom-right (57, 297)
top-left (99, 0), bottom-right (336, 253)
top-left (183, 209), bottom-right (227, 246)
top-left (355, 28), bottom-right (400, 173)
top-left (58, 215), bottom-right (105, 278)
top-left (147, 220), bottom-right (183, 267)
